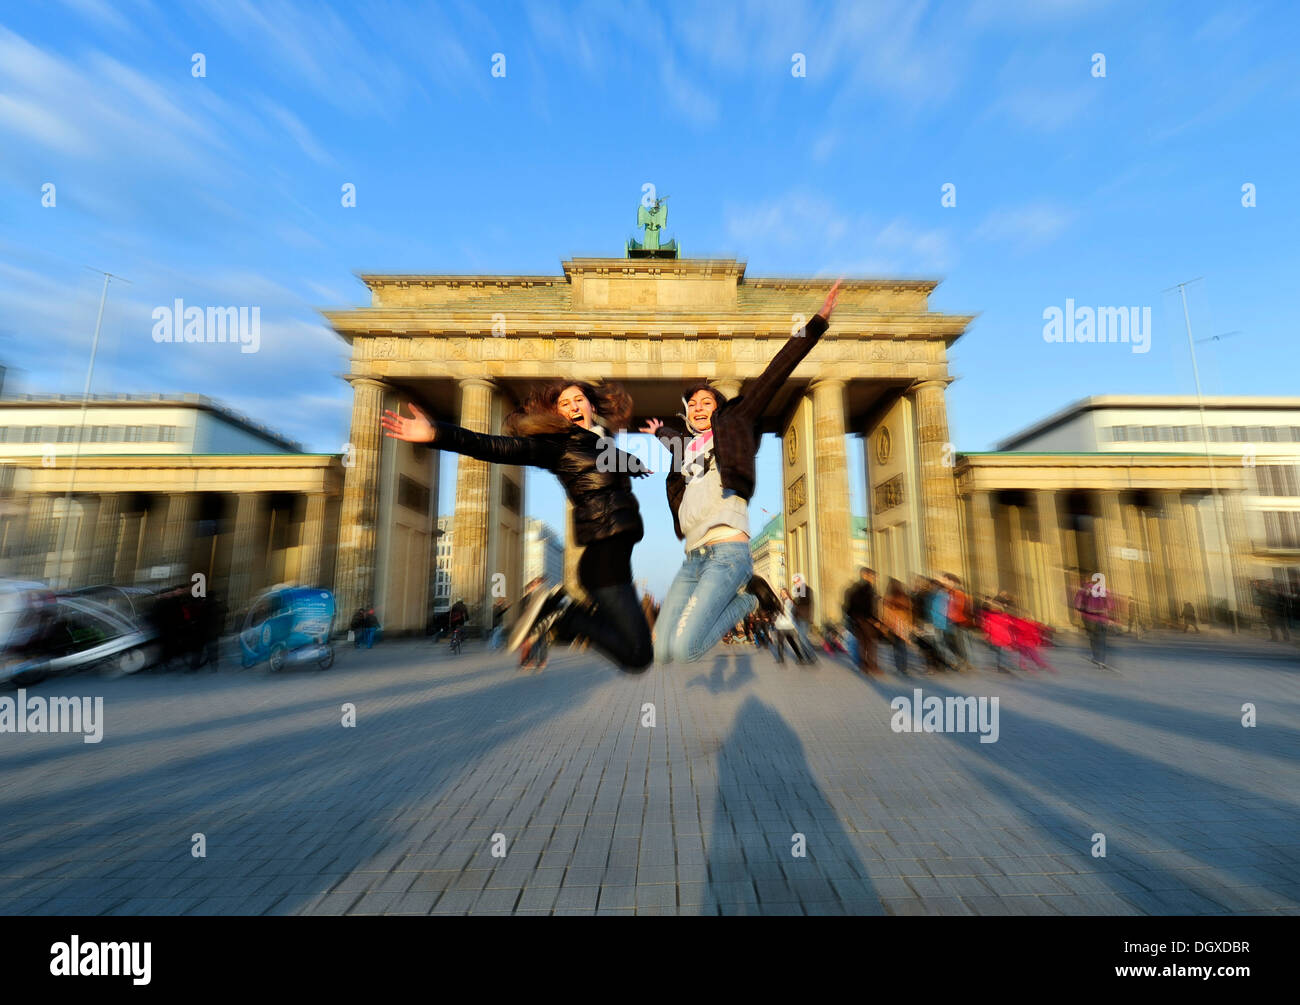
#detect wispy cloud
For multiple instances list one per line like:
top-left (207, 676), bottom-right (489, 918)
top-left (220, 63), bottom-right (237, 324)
top-left (726, 191), bottom-right (954, 273)
top-left (974, 203), bottom-right (1076, 248)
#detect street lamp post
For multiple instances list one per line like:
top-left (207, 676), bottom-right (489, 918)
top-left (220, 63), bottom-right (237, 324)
top-left (50, 269), bottom-right (128, 589)
top-left (1172, 279), bottom-right (1239, 633)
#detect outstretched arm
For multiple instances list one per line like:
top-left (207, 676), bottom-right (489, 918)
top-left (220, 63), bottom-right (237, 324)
top-left (382, 403), bottom-right (560, 469)
top-left (737, 280), bottom-right (841, 425)
top-left (639, 417), bottom-right (689, 472)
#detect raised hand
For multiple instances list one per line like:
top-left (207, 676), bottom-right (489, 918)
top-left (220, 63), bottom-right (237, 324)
top-left (639, 418), bottom-right (664, 436)
top-left (821, 278), bottom-right (843, 320)
top-left (381, 402), bottom-right (436, 443)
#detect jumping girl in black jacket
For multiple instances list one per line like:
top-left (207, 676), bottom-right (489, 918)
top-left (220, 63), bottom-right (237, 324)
top-left (381, 381), bottom-right (654, 672)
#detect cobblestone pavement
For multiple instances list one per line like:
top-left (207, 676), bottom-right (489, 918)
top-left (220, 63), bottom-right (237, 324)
top-left (1, 631), bottom-right (1297, 916)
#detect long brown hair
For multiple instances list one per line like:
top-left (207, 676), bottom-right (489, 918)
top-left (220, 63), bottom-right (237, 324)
top-left (504, 379), bottom-right (633, 436)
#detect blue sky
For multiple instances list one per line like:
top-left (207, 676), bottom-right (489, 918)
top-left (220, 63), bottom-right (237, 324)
top-left (2, 1), bottom-right (1297, 597)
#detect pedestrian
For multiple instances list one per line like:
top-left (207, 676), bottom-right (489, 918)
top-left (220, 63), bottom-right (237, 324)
top-left (981, 595), bottom-right (1015, 674)
top-left (519, 577), bottom-right (551, 672)
top-left (1073, 575), bottom-right (1117, 671)
top-left (772, 588), bottom-right (807, 665)
top-left (1002, 594), bottom-right (1054, 673)
top-left (448, 598), bottom-right (468, 646)
top-left (641, 281), bottom-right (842, 664)
top-left (383, 380), bottom-right (654, 672)
top-left (362, 606), bottom-right (380, 649)
top-left (844, 566), bottom-right (881, 675)
top-left (942, 573), bottom-right (974, 671)
top-left (1181, 601), bottom-right (1199, 633)
top-left (915, 577), bottom-right (958, 671)
top-left (792, 578), bottom-right (817, 663)
top-left (821, 622), bottom-right (847, 656)
top-left (881, 578), bottom-right (914, 676)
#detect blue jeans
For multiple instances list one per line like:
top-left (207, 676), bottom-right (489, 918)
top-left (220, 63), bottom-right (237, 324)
top-left (657, 541), bottom-right (758, 664)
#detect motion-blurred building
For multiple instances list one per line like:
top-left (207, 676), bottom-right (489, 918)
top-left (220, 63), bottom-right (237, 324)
top-left (942, 395), bottom-right (1296, 631)
top-left (4, 257), bottom-right (1288, 638)
top-left (750, 511), bottom-right (869, 595)
top-left (0, 393), bottom-right (344, 616)
top-left (524, 517), bottom-right (563, 587)
top-left (995, 396), bottom-right (1300, 591)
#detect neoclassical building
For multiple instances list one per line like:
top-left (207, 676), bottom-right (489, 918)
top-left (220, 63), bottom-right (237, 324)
top-left (1, 258), bottom-right (1266, 637)
top-left (0, 395), bottom-right (343, 615)
top-left (953, 451), bottom-right (1252, 630)
top-left (324, 257), bottom-right (972, 631)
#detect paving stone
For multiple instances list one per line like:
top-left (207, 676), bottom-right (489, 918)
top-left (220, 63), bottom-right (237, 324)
top-left (3, 638), bottom-right (1294, 919)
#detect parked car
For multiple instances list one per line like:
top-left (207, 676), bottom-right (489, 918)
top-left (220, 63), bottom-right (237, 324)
top-left (238, 586), bottom-right (335, 672)
top-left (1, 584), bottom-right (157, 685)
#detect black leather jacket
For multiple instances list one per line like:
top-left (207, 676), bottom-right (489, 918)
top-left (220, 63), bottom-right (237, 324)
top-left (431, 420), bottom-right (649, 548)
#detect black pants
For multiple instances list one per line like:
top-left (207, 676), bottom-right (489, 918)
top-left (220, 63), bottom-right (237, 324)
top-left (553, 533), bottom-right (653, 673)
top-left (772, 629), bottom-right (803, 664)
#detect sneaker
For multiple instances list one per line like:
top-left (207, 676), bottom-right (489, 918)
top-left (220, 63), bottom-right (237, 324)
top-left (508, 585), bottom-right (564, 654)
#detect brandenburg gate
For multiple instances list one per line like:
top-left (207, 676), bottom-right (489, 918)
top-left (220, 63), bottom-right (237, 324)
top-left (324, 257), bottom-right (974, 632)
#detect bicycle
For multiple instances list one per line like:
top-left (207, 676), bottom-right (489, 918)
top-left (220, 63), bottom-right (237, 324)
top-left (449, 625), bottom-right (464, 655)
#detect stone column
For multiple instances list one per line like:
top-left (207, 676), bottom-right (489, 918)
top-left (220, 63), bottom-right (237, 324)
top-left (967, 490), bottom-right (1000, 601)
top-left (299, 492), bottom-right (329, 587)
top-left (227, 492), bottom-right (263, 614)
top-left (1094, 492), bottom-right (1132, 610)
top-left (810, 378), bottom-right (855, 620)
top-left (69, 496), bottom-right (99, 587)
top-left (1154, 507), bottom-right (1175, 624)
top-left (21, 494), bottom-right (54, 580)
top-left (1128, 503), bottom-right (1158, 629)
top-left (1181, 495), bottom-right (1210, 620)
top-left (1159, 491), bottom-right (1191, 625)
top-left (451, 378), bottom-right (495, 629)
top-left (1006, 502), bottom-right (1027, 607)
top-left (136, 498), bottom-right (169, 578)
top-left (910, 379), bottom-right (963, 577)
top-left (563, 498), bottom-right (586, 602)
top-left (160, 493), bottom-right (196, 575)
top-left (114, 510), bottom-right (143, 587)
top-left (1221, 490), bottom-right (1253, 620)
top-left (1034, 490), bottom-right (1072, 629)
top-left (335, 377), bottom-right (389, 623)
top-left (89, 494), bottom-right (123, 585)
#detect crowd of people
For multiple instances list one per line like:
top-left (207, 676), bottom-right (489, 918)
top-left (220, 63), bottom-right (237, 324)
top-left (715, 567), bottom-right (1077, 677)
